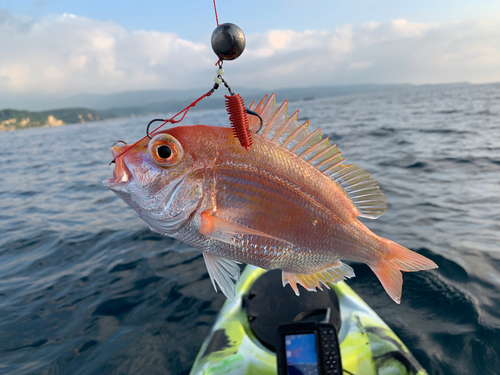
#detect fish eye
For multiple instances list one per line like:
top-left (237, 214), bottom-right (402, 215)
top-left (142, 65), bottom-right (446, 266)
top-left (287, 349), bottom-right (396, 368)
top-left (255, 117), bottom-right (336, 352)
top-left (148, 133), bottom-right (183, 167)
top-left (157, 145), bottom-right (171, 159)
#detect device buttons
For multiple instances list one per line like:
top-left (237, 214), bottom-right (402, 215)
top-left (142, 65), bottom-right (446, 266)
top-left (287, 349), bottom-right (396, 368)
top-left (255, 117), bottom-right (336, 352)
top-left (319, 324), bottom-right (342, 374)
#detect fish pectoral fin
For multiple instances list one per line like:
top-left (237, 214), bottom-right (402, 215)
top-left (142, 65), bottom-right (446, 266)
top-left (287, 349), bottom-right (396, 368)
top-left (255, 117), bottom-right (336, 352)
top-left (282, 261), bottom-right (355, 296)
top-left (203, 252), bottom-right (240, 303)
top-left (199, 211), bottom-right (293, 246)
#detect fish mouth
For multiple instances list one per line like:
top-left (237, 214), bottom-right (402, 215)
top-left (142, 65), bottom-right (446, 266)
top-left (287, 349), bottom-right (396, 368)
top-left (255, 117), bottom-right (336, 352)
top-left (103, 146), bottom-right (132, 190)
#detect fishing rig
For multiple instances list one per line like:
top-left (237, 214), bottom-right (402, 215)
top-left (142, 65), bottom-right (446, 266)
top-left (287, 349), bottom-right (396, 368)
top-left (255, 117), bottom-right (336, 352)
top-left (111, 2), bottom-right (260, 164)
top-left (141, 1), bottom-right (261, 154)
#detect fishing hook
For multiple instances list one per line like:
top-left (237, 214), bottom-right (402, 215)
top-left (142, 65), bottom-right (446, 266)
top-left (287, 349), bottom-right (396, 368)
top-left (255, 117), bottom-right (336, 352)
top-left (245, 108), bottom-right (264, 133)
top-left (111, 140), bottom-right (128, 147)
top-left (109, 140), bottom-right (128, 165)
top-left (147, 119), bottom-right (167, 139)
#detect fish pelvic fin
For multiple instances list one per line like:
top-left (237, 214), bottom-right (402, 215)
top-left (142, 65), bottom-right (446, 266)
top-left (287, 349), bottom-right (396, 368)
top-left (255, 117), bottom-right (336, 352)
top-left (282, 261), bottom-right (355, 296)
top-left (370, 240), bottom-right (438, 304)
top-left (203, 252), bottom-right (241, 303)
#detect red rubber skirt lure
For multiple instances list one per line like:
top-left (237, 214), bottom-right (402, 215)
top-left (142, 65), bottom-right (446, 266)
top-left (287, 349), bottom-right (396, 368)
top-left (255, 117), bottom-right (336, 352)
top-left (225, 94), bottom-right (252, 151)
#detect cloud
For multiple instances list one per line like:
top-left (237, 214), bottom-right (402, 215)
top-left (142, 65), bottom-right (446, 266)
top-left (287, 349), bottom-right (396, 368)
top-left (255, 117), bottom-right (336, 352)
top-left (0, 9), bottom-right (499, 100)
top-left (234, 16), bottom-right (500, 88)
top-left (0, 10), bottom-right (213, 96)
top-left (349, 62), bottom-right (372, 70)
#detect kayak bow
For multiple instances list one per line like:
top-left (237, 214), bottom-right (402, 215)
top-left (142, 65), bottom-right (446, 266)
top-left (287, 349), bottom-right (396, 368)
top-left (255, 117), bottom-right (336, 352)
top-left (190, 265), bottom-right (427, 375)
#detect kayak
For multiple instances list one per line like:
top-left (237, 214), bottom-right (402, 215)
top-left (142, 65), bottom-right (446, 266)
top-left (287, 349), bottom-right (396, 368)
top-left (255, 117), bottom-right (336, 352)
top-left (190, 265), bottom-right (427, 375)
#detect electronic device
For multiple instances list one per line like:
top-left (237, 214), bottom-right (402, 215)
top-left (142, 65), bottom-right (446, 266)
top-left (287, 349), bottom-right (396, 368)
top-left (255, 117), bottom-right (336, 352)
top-left (276, 321), bottom-right (342, 375)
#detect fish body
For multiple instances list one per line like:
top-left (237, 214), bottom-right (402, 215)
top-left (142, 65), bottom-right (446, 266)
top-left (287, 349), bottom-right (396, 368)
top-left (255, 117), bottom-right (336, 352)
top-left (104, 94), bottom-right (437, 303)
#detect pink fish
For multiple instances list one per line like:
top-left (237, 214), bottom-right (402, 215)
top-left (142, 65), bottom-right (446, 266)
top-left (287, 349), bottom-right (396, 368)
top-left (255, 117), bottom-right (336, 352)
top-left (103, 94), bottom-right (437, 303)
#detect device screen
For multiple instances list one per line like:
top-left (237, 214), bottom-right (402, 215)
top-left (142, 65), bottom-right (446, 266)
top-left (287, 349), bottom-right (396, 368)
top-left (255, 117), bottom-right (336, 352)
top-left (284, 333), bottom-right (319, 375)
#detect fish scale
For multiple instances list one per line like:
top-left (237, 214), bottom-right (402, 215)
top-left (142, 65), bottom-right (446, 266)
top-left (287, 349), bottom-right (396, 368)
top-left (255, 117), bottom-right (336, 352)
top-left (203, 167), bottom-right (365, 269)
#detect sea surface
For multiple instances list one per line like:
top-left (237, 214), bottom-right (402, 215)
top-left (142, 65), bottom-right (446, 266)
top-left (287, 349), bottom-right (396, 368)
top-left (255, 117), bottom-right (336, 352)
top-left (1, 83), bottom-right (499, 375)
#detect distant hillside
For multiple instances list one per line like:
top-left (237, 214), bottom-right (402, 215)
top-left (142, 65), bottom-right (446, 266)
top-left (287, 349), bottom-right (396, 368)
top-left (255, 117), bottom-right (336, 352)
top-left (69, 84), bottom-right (415, 114)
top-left (0, 84), bottom-right (420, 112)
top-left (0, 107), bottom-right (149, 132)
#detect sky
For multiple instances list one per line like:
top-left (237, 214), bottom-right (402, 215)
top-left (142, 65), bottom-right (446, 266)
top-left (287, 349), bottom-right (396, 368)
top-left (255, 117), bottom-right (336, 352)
top-left (1, 0), bottom-right (500, 107)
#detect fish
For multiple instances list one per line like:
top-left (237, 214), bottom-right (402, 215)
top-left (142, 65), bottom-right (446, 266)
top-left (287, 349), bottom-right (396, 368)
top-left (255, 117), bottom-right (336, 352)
top-left (103, 94), bottom-right (437, 304)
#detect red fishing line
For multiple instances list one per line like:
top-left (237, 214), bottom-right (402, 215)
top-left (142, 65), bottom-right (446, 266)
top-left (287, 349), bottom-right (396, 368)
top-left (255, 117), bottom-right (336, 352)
top-left (213, 0), bottom-right (220, 66)
top-left (213, 0), bottom-right (219, 26)
top-left (225, 94), bottom-right (252, 151)
top-left (111, 91), bottom-right (213, 163)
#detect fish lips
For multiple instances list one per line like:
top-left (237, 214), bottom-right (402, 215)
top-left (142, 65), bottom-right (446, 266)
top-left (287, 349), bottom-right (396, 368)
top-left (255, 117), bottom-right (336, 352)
top-left (103, 146), bottom-right (132, 191)
top-left (103, 147), bottom-right (135, 204)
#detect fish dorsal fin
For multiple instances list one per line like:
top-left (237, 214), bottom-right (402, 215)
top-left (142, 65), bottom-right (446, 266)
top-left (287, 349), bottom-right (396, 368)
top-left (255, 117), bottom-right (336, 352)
top-left (250, 94), bottom-right (387, 219)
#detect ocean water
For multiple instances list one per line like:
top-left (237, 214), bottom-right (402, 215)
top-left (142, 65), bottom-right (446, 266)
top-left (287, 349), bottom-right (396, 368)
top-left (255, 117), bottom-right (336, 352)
top-left (1, 83), bottom-right (499, 375)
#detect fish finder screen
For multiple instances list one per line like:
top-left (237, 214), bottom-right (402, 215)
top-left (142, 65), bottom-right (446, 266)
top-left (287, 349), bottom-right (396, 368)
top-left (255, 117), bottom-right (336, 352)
top-left (284, 333), bottom-right (319, 375)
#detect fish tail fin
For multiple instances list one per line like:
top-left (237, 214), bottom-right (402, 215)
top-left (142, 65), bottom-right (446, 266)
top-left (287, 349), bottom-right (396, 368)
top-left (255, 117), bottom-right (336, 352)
top-left (369, 239), bottom-right (437, 304)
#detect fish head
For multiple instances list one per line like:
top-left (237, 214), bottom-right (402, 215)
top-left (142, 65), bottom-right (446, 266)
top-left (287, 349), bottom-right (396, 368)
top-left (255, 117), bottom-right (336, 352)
top-left (103, 126), bottom-right (217, 234)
